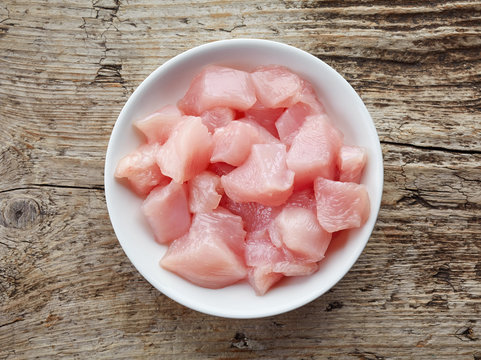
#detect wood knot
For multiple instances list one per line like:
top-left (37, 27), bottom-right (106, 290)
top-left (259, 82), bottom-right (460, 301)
top-left (325, 301), bottom-right (344, 312)
top-left (1, 197), bottom-right (40, 229)
top-left (455, 327), bottom-right (479, 342)
top-left (230, 332), bottom-right (264, 351)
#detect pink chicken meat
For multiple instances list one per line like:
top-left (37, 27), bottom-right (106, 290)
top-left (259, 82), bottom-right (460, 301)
top-left (156, 116), bottom-right (213, 183)
top-left (286, 114), bottom-right (343, 188)
top-left (188, 171), bottom-right (223, 213)
top-left (244, 101), bottom-right (285, 136)
top-left (160, 208), bottom-right (247, 289)
top-left (210, 121), bottom-right (262, 167)
top-left (251, 65), bottom-right (303, 108)
top-left (338, 145), bottom-right (367, 183)
top-left (269, 206), bottom-right (332, 262)
top-left (314, 177), bottom-right (370, 233)
top-left (200, 107), bottom-right (235, 133)
top-left (115, 64), bottom-right (371, 296)
top-left (178, 65), bottom-right (256, 115)
top-left (141, 181), bottom-right (191, 244)
top-left (134, 105), bottom-right (184, 144)
top-left (114, 143), bottom-right (169, 197)
top-left (221, 143), bottom-right (295, 206)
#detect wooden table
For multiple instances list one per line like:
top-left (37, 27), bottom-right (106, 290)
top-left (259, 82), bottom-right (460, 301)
top-left (1, 1), bottom-right (480, 358)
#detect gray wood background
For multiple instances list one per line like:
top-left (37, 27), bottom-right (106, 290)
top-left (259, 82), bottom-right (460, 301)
top-left (1, 0), bottom-right (480, 359)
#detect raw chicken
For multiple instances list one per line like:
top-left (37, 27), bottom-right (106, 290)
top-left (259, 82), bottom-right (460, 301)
top-left (275, 81), bottom-right (325, 147)
top-left (338, 145), bottom-right (367, 183)
top-left (156, 116), bottom-right (213, 183)
top-left (178, 65), bottom-right (256, 115)
top-left (141, 181), bottom-right (191, 244)
top-left (238, 118), bottom-right (281, 145)
top-left (211, 119), bottom-right (280, 167)
top-left (210, 121), bottom-right (261, 166)
top-left (114, 143), bottom-right (169, 197)
top-left (285, 188), bottom-right (317, 212)
top-left (221, 144), bottom-right (295, 206)
top-left (220, 195), bottom-right (280, 232)
top-left (297, 80), bottom-right (325, 115)
top-left (250, 65), bottom-right (303, 108)
top-left (286, 114), bottom-right (343, 188)
top-left (134, 105), bottom-right (184, 144)
top-left (200, 107), bottom-right (235, 133)
top-left (268, 207), bottom-right (331, 262)
top-left (275, 102), bottom-right (311, 147)
top-left (221, 188), bottom-right (315, 232)
top-left (245, 230), bottom-right (286, 267)
top-left (244, 101), bottom-right (285, 137)
top-left (116, 64), bottom-right (371, 296)
top-left (247, 266), bottom-right (284, 296)
top-left (271, 261), bottom-right (319, 276)
top-left (160, 208), bottom-right (247, 289)
top-left (188, 171), bottom-right (223, 213)
top-left (207, 162), bottom-right (236, 177)
top-left (245, 230), bottom-right (285, 295)
top-left (245, 229), bottom-right (319, 295)
top-left (314, 177), bottom-right (370, 232)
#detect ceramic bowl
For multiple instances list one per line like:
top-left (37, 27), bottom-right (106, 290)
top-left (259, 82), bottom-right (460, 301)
top-left (104, 39), bottom-right (383, 319)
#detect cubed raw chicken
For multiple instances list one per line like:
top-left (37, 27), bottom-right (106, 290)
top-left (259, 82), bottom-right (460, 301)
top-left (141, 181), bottom-right (191, 244)
top-left (297, 80), bottom-right (325, 115)
top-left (250, 65), bottom-right (303, 108)
top-left (160, 208), bottom-right (247, 289)
top-left (200, 107), bottom-right (235, 133)
top-left (114, 143), bottom-right (169, 197)
top-left (275, 81), bottom-right (325, 147)
top-left (188, 171), bottom-right (223, 213)
top-left (134, 105), bottom-right (184, 144)
top-left (271, 261), bottom-right (319, 276)
top-left (285, 188), bottom-right (317, 212)
top-left (248, 266), bottom-right (284, 296)
top-left (221, 144), bottom-right (295, 206)
top-left (157, 116), bottom-right (213, 183)
top-left (220, 195), bottom-right (281, 232)
top-left (210, 121), bottom-right (261, 166)
top-left (211, 120), bottom-right (280, 167)
top-left (245, 230), bottom-right (285, 295)
top-left (238, 118), bottom-right (281, 145)
top-left (245, 229), bottom-right (319, 295)
top-left (244, 101), bottom-right (285, 137)
top-left (116, 64), bottom-right (372, 296)
top-left (178, 65), bottom-right (257, 115)
top-left (338, 145), bottom-right (367, 183)
top-left (287, 115), bottom-right (343, 188)
top-left (268, 207), bottom-right (332, 262)
top-left (245, 230), bottom-right (286, 267)
top-left (275, 102), bottom-right (311, 147)
top-left (314, 177), bottom-right (370, 232)
top-left (207, 162), bottom-right (236, 177)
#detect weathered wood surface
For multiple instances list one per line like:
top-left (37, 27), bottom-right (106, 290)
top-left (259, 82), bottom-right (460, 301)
top-left (1, 0), bottom-right (481, 358)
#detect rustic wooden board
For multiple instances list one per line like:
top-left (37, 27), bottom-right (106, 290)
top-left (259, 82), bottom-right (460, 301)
top-left (1, 0), bottom-right (480, 359)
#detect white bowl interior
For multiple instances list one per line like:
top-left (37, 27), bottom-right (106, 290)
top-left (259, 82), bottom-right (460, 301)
top-left (104, 39), bottom-right (383, 319)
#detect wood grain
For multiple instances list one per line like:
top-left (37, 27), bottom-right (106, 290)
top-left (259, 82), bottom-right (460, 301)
top-left (1, 0), bottom-right (481, 359)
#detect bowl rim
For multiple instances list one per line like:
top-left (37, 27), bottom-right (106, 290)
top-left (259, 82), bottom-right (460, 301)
top-left (104, 38), bottom-right (384, 319)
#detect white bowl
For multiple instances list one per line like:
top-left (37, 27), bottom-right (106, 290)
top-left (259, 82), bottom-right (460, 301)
top-left (104, 39), bottom-right (383, 319)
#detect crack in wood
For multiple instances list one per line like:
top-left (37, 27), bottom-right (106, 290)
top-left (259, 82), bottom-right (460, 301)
top-left (0, 317), bottom-right (24, 329)
top-left (0, 184), bottom-right (104, 194)
top-left (348, 349), bottom-right (386, 360)
top-left (455, 326), bottom-right (479, 342)
top-left (380, 140), bottom-right (481, 155)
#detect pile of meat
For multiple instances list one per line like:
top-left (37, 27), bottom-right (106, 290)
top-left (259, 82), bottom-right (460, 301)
top-left (115, 65), bottom-right (370, 295)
